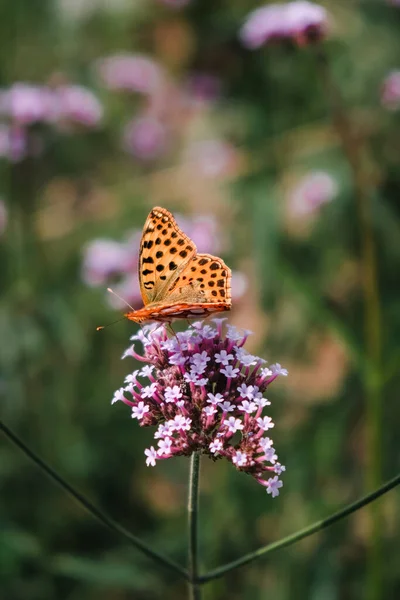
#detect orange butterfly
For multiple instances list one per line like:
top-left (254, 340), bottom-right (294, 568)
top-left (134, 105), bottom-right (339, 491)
top-left (124, 206), bottom-right (232, 324)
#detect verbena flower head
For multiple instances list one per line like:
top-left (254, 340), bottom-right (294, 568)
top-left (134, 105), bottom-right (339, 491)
top-left (240, 1), bottom-right (330, 49)
top-left (113, 319), bottom-right (288, 497)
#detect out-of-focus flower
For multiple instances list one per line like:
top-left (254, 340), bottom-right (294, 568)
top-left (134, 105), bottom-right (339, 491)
top-left (0, 81), bottom-right (103, 135)
top-left (288, 171), bottom-right (338, 215)
top-left (0, 84), bottom-right (53, 125)
top-left (123, 116), bottom-right (168, 161)
top-left (184, 139), bottom-right (238, 179)
top-left (381, 71), bottom-right (400, 111)
top-left (0, 198), bottom-right (7, 235)
top-left (82, 238), bottom-right (137, 287)
top-left (113, 320), bottom-right (287, 495)
top-left (96, 53), bottom-right (164, 95)
top-left (240, 1), bottom-right (330, 49)
top-left (53, 85), bottom-right (103, 127)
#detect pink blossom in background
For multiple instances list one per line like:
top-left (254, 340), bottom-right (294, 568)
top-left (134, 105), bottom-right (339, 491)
top-left (96, 54), bottom-right (164, 95)
top-left (381, 71), bottom-right (400, 111)
top-left (82, 236), bottom-right (139, 287)
top-left (289, 171), bottom-right (338, 215)
top-left (240, 4), bottom-right (287, 49)
top-left (123, 116), bottom-right (168, 161)
top-left (1, 83), bottom-right (52, 125)
top-left (0, 198), bottom-right (7, 235)
top-left (284, 1), bottom-right (329, 42)
top-left (240, 1), bottom-right (330, 49)
top-left (54, 85), bottom-right (103, 127)
top-left (184, 139), bottom-right (237, 178)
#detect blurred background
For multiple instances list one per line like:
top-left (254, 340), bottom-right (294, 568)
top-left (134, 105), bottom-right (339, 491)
top-left (0, 1), bottom-right (399, 599)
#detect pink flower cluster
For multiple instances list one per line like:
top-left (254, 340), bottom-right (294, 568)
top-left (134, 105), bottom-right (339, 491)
top-left (0, 82), bottom-right (103, 162)
top-left (113, 319), bottom-right (287, 497)
top-left (82, 213), bottom-right (246, 309)
top-left (240, 1), bottom-right (330, 49)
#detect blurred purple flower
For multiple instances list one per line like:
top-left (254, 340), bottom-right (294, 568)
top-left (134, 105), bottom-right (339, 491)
top-left (289, 171), bottom-right (338, 215)
top-left (1, 83), bottom-right (53, 125)
top-left (0, 198), bottom-right (7, 235)
top-left (82, 238), bottom-right (137, 287)
top-left (96, 53), bottom-right (164, 95)
top-left (113, 320), bottom-right (287, 495)
top-left (240, 1), bottom-right (330, 49)
top-left (123, 116), bottom-right (168, 161)
top-left (54, 85), bottom-right (103, 127)
top-left (184, 139), bottom-right (237, 178)
top-left (381, 71), bottom-right (400, 111)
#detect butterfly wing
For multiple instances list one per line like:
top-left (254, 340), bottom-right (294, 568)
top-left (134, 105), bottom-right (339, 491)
top-left (138, 207), bottom-right (197, 305)
top-left (164, 253), bottom-right (232, 309)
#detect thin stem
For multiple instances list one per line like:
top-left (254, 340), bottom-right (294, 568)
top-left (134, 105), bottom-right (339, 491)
top-left (0, 420), bottom-right (188, 580)
top-left (315, 48), bottom-right (383, 600)
top-left (188, 452), bottom-right (201, 600)
top-left (199, 471), bottom-right (400, 583)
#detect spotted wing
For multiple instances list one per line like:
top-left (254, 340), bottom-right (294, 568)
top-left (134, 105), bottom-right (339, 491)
top-left (162, 253), bottom-right (232, 309)
top-left (138, 207), bottom-right (197, 305)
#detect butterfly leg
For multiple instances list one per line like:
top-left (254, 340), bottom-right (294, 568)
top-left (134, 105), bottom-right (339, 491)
top-left (166, 322), bottom-right (178, 340)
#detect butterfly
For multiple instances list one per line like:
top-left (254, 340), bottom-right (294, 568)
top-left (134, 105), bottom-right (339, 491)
top-left (124, 206), bottom-right (232, 324)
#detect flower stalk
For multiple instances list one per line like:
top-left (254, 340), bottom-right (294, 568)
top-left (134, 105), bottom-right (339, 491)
top-left (188, 452), bottom-right (201, 599)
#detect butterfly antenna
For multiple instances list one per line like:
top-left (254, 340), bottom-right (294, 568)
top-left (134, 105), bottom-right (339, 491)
top-left (106, 287), bottom-right (136, 311)
top-left (96, 317), bottom-right (126, 331)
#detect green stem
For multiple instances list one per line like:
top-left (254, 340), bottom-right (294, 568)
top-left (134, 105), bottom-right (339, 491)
top-left (0, 420), bottom-right (188, 580)
top-left (315, 48), bottom-right (383, 600)
top-left (188, 452), bottom-right (201, 600)
top-left (199, 471), bottom-right (400, 583)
